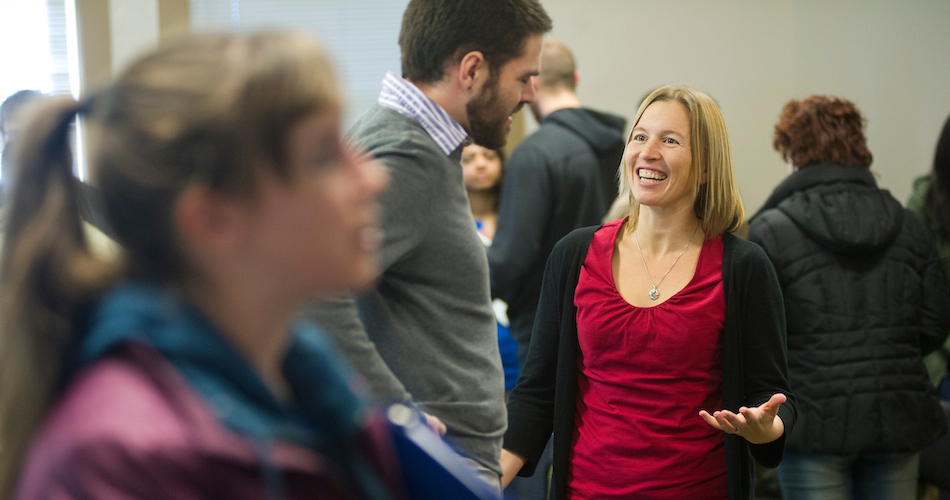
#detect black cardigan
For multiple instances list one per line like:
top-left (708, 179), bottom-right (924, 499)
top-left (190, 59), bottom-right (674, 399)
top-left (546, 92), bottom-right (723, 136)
top-left (504, 225), bottom-right (797, 500)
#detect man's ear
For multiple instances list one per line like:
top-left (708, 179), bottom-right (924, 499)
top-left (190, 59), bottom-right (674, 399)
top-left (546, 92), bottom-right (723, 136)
top-left (458, 50), bottom-right (489, 93)
top-left (173, 186), bottom-right (246, 255)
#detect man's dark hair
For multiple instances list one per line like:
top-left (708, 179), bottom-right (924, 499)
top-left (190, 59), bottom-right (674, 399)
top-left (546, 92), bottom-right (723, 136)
top-left (399, 0), bottom-right (552, 84)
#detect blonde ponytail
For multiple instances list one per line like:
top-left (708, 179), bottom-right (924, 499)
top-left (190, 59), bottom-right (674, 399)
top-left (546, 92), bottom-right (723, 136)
top-left (0, 97), bottom-right (120, 496)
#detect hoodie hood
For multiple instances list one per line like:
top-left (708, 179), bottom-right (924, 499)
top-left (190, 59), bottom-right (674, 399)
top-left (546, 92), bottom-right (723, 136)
top-left (543, 107), bottom-right (626, 153)
top-left (753, 163), bottom-right (904, 254)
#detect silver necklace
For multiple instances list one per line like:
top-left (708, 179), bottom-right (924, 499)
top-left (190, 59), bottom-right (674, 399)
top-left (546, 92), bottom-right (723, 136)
top-left (633, 225), bottom-right (700, 300)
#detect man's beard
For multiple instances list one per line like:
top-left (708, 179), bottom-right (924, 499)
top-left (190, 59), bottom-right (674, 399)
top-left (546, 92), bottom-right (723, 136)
top-left (466, 77), bottom-right (512, 150)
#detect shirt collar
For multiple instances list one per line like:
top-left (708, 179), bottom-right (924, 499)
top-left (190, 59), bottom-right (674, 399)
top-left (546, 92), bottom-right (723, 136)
top-left (377, 72), bottom-right (469, 155)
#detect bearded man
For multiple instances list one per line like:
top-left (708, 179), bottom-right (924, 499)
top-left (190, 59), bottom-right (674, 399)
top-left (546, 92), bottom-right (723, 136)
top-left (303, 0), bottom-right (552, 493)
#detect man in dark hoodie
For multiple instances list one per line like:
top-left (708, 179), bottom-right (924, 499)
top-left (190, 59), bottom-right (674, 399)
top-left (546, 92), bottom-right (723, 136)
top-left (489, 41), bottom-right (624, 500)
top-left (749, 95), bottom-right (949, 500)
top-left (489, 39), bottom-right (625, 366)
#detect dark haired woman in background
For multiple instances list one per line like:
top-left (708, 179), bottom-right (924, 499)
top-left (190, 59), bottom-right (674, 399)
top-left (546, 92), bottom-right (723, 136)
top-left (908, 113), bottom-right (950, 399)
top-left (749, 96), bottom-right (950, 499)
top-left (462, 143), bottom-right (520, 394)
top-left (907, 113), bottom-right (950, 496)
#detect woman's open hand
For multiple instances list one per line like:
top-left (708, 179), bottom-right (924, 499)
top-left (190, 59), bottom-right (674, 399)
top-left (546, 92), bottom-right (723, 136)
top-left (699, 393), bottom-right (786, 444)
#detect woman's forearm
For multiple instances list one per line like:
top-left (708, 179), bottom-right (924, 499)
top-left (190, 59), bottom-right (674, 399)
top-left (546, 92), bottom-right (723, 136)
top-left (500, 448), bottom-right (527, 488)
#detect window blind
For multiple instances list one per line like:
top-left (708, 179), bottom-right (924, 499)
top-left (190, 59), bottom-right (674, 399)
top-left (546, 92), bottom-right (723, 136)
top-left (190, 0), bottom-right (410, 128)
top-left (0, 0), bottom-right (74, 173)
top-left (0, 0), bottom-right (71, 100)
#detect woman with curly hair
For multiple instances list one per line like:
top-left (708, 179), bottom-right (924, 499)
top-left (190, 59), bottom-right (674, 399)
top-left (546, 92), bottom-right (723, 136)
top-left (749, 95), bottom-right (950, 499)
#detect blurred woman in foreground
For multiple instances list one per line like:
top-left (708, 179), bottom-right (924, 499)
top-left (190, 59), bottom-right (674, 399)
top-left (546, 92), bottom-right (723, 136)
top-left (0, 32), bottom-right (397, 499)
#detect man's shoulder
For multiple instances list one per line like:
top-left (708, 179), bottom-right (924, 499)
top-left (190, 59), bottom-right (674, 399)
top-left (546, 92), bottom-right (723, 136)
top-left (349, 105), bottom-right (444, 162)
top-left (527, 119), bottom-right (586, 144)
top-left (507, 123), bottom-right (584, 169)
top-left (513, 110), bottom-right (612, 162)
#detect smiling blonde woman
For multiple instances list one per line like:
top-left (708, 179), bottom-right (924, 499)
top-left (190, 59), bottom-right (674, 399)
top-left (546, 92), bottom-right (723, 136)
top-left (501, 85), bottom-right (796, 500)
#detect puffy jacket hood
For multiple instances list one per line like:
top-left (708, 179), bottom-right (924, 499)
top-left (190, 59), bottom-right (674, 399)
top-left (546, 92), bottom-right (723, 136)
top-left (543, 108), bottom-right (626, 153)
top-left (753, 163), bottom-right (904, 255)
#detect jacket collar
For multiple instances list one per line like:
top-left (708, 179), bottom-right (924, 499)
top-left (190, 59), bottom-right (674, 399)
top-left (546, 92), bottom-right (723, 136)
top-left (753, 163), bottom-right (877, 220)
top-left (78, 282), bottom-right (366, 451)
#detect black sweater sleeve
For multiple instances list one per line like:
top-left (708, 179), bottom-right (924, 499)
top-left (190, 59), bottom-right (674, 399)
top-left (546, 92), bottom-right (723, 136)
top-left (729, 236), bottom-right (797, 468)
top-left (504, 227), bottom-right (592, 475)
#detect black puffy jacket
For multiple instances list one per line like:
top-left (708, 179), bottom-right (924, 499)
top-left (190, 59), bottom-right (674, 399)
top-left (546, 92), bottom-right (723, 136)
top-left (749, 163), bottom-right (949, 454)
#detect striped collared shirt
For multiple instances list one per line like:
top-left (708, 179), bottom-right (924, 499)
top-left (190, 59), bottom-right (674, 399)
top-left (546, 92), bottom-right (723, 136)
top-left (377, 72), bottom-right (469, 155)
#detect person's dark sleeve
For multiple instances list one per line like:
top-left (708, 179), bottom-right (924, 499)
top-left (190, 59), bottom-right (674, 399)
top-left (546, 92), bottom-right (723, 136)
top-left (916, 220), bottom-right (950, 355)
top-left (735, 238), bottom-right (797, 468)
top-left (488, 144), bottom-right (552, 299)
top-left (502, 233), bottom-right (574, 476)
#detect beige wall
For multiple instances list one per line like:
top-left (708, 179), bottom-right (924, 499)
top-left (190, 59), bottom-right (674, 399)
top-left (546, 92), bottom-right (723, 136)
top-left (540, 0), bottom-right (950, 212)
top-left (109, 0), bottom-right (160, 75)
top-left (75, 0), bottom-right (112, 92)
top-left (73, 0), bottom-right (188, 180)
top-left (77, 1), bottom-right (950, 210)
top-left (76, 0), bottom-right (189, 92)
top-left (158, 0), bottom-right (190, 42)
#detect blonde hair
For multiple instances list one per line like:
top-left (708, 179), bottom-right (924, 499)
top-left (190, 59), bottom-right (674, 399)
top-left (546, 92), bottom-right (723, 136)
top-left (616, 84), bottom-right (744, 236)
top-left (0, 32), bottom-right (341, 495)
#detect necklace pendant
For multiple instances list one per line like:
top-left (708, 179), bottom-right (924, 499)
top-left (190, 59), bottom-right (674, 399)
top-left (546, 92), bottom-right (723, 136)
top-left (649, 287), bottom-right (659, 300)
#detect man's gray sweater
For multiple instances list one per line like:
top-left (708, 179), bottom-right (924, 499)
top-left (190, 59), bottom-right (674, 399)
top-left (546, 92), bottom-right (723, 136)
top-left (305, 105), bottom-right (506, 475)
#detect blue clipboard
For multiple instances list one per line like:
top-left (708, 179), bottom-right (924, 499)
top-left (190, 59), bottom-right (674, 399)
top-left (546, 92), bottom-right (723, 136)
top-left (386, 404), bottom-right (502, 500)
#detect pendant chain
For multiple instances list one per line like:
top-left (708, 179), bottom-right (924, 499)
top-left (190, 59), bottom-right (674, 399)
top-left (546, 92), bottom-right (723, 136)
top-left (633, 224), bottom-right (700, 300)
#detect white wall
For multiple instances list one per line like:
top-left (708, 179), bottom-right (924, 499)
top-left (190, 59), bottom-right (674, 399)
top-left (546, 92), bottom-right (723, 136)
top-left (540, 0), bottom-right (950, 212)
top-left (104, 0), bottom-right (950, 211)
top-left (189, 0), bottom-right (409, 129)
top-left (110, 0), bottom-right (159, 76)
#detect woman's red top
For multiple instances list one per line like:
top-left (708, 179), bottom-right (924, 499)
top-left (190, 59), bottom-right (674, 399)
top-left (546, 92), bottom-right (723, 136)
top-left (567, 219), bottom-right (728, 500)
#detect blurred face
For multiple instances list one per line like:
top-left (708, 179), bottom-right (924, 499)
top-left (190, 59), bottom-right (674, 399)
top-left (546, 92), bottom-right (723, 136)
top-left (466, 34), bottom-right (542, 149)
top-left (0, 115), bottom-right (24, 145)
top-left (625, 100), bottom-right (695, 212)
top-left (245, 109), bottom-right (388, 297)
top-left (1, 115), bottom-right (25, 177)
top-left (461, 144), bottom-right (503, 192)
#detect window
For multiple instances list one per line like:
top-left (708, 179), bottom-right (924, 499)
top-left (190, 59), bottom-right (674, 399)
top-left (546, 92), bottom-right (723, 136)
top-left (189, 0), bottom-right (410, 128)
top-left (0, 0), bottom-right (79, 176)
